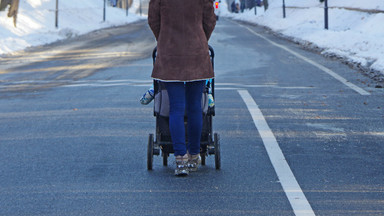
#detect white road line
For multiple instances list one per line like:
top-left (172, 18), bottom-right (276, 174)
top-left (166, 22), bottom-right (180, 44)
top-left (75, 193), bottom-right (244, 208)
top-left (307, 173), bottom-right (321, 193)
top-left (0, 79), bottom-right (315, 89)
top-left (216, 83), bottom-right (313, 89)
top-left (238, 23), bottom-right (370, 96)
top-left (238, 89), bottom-right (316, 216)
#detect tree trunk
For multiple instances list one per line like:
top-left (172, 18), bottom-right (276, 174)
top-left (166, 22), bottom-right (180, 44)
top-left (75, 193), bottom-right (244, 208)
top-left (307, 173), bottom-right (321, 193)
top-left (7, 0), bottom-right (19, 27)
top-left (0, 0), bottom-right (11, 11)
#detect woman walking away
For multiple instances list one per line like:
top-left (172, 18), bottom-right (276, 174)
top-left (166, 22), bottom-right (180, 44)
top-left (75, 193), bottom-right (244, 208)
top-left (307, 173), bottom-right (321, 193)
top-left (148, 0), bottom-right (216, 176)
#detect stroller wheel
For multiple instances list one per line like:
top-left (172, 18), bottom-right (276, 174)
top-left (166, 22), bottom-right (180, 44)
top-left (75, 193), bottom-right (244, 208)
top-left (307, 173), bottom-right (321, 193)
top-left (147, 134), bottom-right (154, 170)
top-left (162, 152), bottom-right (168, 166)
top-left (201, 153), bottom-right (206, 166)
top-left (214, 133), bottom-right (221, 170)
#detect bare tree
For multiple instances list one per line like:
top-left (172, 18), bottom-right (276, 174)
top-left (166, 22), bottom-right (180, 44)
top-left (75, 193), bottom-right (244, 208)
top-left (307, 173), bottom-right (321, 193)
top-left (0, 0), bottom-right (12, 11)
top-left (8, 0), bottom-right (19, 27)
top-left (116, 0), bottom-right (133, 9)
top-left (0, 0), bottom-right (19, 27)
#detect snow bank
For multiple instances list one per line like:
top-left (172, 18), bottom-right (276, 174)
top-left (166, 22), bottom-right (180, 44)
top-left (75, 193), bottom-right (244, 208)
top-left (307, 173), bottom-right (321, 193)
top-left (224, 0), bottom-right (384, 73)
top-left (0, 0), bottom-right (144, 55)
top-left (1, 0), bottom-right (383, 74)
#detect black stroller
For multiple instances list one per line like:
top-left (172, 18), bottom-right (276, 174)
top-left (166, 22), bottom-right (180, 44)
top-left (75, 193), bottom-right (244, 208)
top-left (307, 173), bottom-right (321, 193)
top-left (147, 46), bottom-right (221, 170)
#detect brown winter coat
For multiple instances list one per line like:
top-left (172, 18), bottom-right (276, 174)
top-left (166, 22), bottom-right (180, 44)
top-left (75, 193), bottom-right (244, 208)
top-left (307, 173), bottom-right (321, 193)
top-left (148, 0), bottom-right (216, 81)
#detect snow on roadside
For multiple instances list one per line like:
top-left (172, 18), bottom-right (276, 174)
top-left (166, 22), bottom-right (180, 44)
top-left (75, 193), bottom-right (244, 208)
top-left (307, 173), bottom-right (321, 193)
top-left (1, 0), bottom-right (383, 75)
top-left (0, 0), bottom-right (144, 55)
top-left (223, 0), bottom-right (384, 74)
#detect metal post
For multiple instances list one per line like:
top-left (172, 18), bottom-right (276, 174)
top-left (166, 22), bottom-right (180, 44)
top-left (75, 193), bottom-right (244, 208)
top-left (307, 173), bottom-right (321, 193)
top-left (103, 0), bottom-right (106, 22)
top-left (282, 0), bottom-right (286, 18)
top-left (126, 0), bottom-right (129, 16)
top-left (254, 0), bottom-right (257, 15)
top-left (55, 0), bottom-right (58, 28)
top-left (324, 0), bottom-right (328, 29)
top-left (139, 0), bottom-right (142, 16)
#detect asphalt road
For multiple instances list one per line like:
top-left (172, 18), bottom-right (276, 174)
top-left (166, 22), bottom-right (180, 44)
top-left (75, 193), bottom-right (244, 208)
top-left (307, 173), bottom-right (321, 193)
top-left (0, 18), bottom-right (383, 216)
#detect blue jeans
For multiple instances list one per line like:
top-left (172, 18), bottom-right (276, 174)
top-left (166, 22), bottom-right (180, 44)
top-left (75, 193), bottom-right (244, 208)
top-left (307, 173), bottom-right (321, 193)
top-left (164, 81), bottom-right (205, 156)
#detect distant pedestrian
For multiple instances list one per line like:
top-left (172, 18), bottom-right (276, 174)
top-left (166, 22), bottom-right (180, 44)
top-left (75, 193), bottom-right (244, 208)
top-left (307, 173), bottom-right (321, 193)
top-left (148, 0), bottom-right (216, 176)
top-left (240, 0), bottom-right (245, 12)
top-left (264, 0), bottom-right (268, 10)
top-left (109, 0), bottom-right (117, 7)
top-left (231, 1), bottom-right (236, 12)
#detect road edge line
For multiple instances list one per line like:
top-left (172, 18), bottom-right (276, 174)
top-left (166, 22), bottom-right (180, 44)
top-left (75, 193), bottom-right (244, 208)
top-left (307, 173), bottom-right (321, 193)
top-left (238, 23), bottom-right (370, 96)
top-left (238, 89), bottom-right (316, 216)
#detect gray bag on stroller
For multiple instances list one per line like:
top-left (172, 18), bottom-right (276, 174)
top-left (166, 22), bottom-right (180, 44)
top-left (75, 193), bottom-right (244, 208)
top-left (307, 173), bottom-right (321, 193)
top-left (154, 83), bottom-right (209, 117)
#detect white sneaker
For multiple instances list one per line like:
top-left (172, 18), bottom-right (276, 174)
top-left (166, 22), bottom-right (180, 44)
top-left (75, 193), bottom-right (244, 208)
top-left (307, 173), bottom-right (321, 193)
top-left (175, 155), bottom-right (189, 176)
top-left (188, 154), bottom-right (201, 172)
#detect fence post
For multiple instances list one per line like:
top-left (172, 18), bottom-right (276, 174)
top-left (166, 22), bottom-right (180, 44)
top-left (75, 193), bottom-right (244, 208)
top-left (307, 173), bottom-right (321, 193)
top-left (126, 0), bottom-right (129, 16)
top-left (282, 0), bottom-right (286, 18)
top-left (324, 0), bottom-right (328, 29)
top-left (55, 0), bottom-right (58, 28)
top-left (103, 0), bottom-right (106, 21)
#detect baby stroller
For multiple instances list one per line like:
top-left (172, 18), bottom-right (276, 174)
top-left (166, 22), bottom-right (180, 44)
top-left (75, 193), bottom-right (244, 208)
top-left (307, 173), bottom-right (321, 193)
top-left (147, 46), bottom-right (221, 170)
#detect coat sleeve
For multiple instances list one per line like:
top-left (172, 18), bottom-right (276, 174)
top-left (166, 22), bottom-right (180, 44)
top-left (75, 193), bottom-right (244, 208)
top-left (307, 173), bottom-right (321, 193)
top-left (148, 0), bottom-right (161, 40)
top-left (202, 0), bottom-right (216, 40)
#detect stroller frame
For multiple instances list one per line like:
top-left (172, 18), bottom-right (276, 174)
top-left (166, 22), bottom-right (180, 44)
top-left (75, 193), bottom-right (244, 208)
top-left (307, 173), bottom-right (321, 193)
top-left (147, 46), bottom-right (221, 170)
